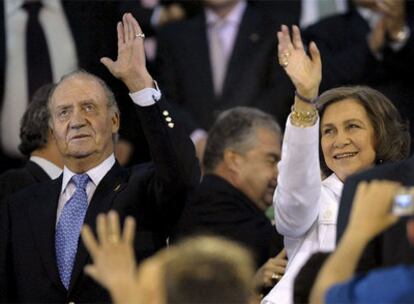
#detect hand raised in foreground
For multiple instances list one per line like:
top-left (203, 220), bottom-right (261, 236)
top-left (81, 211), bottom-right (138, 302)
top-left (347, 180), bottom-right (400, 241)
top-left (277, 25), bottom-right (321, 99)
top-left (101, 13), bottom-right (153, 92)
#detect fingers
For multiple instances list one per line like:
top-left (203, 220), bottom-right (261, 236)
top-left (108, 211), bottom-right (121, 242)
top-left (84, 265), bottom-right (100, 283)
top-left (122, 216), bottom-right (136, 244)
top-left (308, 41), bottom-right (321, 65)
top-left (97, 213), bottom-right (108, 246)
top-left (276, 248), bottom-right (287, 259)
top-left (117, 22), bottom-right (124, 49)
top-left (128, 13), bottom-right (143, 38)
top-left (291, 25), bottom-right (304, 50)
top-left (81, 224), bottom-right (99, 260)
top-left (100, 57), bottom-right (114, 73)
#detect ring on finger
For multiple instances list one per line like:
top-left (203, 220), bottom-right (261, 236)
top-left (135, 32), bottom-right (145, 39)
top-left (271, 273), bottom-right (282, 281)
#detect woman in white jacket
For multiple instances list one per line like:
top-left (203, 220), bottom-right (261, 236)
top-left (262, 25), bottom-right (409, 304)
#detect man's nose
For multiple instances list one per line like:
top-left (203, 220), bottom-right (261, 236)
top-left (69, 110), bottom-right (87, 129)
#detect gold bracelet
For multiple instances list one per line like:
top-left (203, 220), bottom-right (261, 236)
top-left (290, 105), bottom-right (318, 127)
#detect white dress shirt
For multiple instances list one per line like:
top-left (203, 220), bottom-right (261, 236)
top-left (205, 0), bottom-right (246, 65)
top-left (190, 1), bottom-right (246, 144)
top-left (2, 0), bottom-right (77, 157)
top-left (262, 116), bottom-right (343, 304)
top-left (56, 85), bottom-right (161, 223)
top-left (30, 155), bottom-right (62, 179)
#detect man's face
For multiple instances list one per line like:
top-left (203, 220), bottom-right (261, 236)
top-left (49, 75), bottom-right (119, 170)
top-left (233, 128), bottom-right (281, 211)
top-left (204, 0), bottom-right (239, 10)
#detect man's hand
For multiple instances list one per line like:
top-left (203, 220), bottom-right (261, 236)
top-left (101, 13), bottom-right (153, 92)
top-left (81, 211), bottom-right (138, 303)
top-left (377, 0), bottom-right (406, 40)
top-left (253, 249), bottom-right (287, 291)
top-left (347, 180), bottom-right (400, 241)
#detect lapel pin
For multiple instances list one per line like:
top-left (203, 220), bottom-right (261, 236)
top-left (249, 33), bottom-right (259, 42)
top-left (114, 184), bottom-right (121, 192)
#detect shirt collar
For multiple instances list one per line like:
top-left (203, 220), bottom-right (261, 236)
top-left (205, 0), bottom-right (247, 27)
top-left (6, 0), bottom-right (61, 16)
top-left (61, 154), bottom-right (116, 193)
top-left (324, 173), bottom-right (344, 199)
top-left (29, 155), bottom-right (62, 179)
top-left (6, 0), bottom-right (22, 15)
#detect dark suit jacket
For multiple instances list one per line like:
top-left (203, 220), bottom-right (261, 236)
top-left (174, 174), bottom-right (283, 268)
top-left (156, 4), bottom-right (293, 133)
top-left (336, 155), bottom-right (414, 272)
top-left (0, 160), bottom-right (50, 201)
top-left (0, 101), bottom-right (200, 302)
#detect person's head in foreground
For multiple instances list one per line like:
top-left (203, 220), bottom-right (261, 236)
top-left (317, 86), bottom-right (409, 181)
top-left (138, 236), bottom-right (257, 304)
top-left (81, 212), bottom-right (258, 304)
top-left (203, 106), bottom-right (282, 211)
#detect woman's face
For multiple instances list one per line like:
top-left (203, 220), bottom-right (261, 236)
top-left (321, 98), bottom-right (376, 181)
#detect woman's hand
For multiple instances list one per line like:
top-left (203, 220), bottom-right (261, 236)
top-left (277, 25), bottom-right (321, 99)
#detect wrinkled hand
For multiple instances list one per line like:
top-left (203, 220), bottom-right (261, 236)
top-left (377, 0), bottom-right (406, 39)
top-left (347, 180), bottom-right (400, 240)
top-left (253, 249), bottom-right (287, 290)
top-left (277, 25), bottom-right (321, 98)
top-left (101, 13), bottom-right (153, 92)
top-left (81, 211), bottom-right (137, 297)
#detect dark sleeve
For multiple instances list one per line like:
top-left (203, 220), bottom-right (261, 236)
top-left (337, 174), bottom-right (383, 273)
top-left (156, 27), bottom-right (200, 133)
top-left (134, 99), bottom-right (201, 232)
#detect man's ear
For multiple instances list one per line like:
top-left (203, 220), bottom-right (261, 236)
top-left (111, 111), bottom-right (120, 134)
top-left (223, 149), bottom-right (242, 173)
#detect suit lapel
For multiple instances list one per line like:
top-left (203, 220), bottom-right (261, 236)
top-left (223, 7), bottom-right (262, 96)
top-left (28, 177), bottom-right (65, 291)
top-left (69, 163), bottom-right (128, 293)
top-left (192, 15), bottom-right (215, 101)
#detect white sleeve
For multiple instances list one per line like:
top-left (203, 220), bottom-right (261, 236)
top-left (274, 115), bottom-right (322, 238)
top-left (129, 83), bottom-right (161, 107)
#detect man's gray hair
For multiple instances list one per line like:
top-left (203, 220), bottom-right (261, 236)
top-left (203, 107), bottom-right (281, 172)
top-left (48, 69), bottom-right (120, 120)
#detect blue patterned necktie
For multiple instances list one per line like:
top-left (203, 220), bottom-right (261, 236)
top-left (55, 174), bottom-right (90, 289)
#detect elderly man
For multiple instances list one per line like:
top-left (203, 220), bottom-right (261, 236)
top-left (0, 13), bottom-right (199, 302)
top-left (0, 83), bottom-right (63, 201)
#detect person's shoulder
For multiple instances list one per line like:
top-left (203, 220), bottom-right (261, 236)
top-left (6, 177), bottom-right (59, 207)
top-left (0, 167), bottom-right (29, 182)
top-left (347, 157), bottom-right (413, 184)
